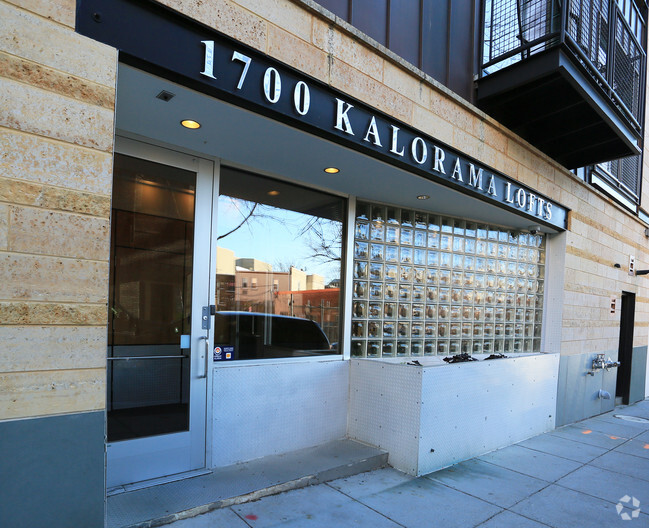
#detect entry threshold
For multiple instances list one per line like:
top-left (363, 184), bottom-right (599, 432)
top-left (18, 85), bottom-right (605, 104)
top-left (107, 469), bottom-right (213, 497)
top-left (107, 439), bottom-right (388, 528)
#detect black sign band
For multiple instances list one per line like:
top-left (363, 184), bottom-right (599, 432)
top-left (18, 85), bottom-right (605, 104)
top-left (78, 0), bottom-right (568, 230)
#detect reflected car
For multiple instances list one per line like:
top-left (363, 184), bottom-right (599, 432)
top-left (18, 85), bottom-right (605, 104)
top-left (214, 311), bottom-right (332, 360)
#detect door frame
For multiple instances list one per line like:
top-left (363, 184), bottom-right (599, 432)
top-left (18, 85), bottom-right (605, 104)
top-left (106, 137), bottom-right (217, 489)
top-left (616, 291), bottom-right (636, 405)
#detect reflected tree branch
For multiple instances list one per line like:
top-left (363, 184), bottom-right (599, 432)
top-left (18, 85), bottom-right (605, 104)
top-left (217, 202), bottom-right (258, 240)
top-left (307, 218), bottom-right (342, 264)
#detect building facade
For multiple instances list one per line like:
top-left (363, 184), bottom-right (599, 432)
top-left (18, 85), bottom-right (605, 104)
top-left (1, 0), bottom-right (648, 526)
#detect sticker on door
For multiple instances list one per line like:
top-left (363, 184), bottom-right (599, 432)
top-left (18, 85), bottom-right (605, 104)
top-left (214, 346), bottom-right (234, 361)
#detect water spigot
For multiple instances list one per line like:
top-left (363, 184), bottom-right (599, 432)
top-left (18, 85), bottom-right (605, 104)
top-left (587, 353), bottom-right (620, 375)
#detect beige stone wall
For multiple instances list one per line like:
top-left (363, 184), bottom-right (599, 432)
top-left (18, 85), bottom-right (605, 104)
top-left (156, 0), bottom-right (649, 354)
top-left (154, 0), bottom-right (649, 358)
top-left (0, 0), bottom-right (117, 420)
top-left (642, 61), bottom-right (649, 213)
top-left (2, 0), bottom-right (646, 427)
top-left (559, 185), bottom-right (649, 354)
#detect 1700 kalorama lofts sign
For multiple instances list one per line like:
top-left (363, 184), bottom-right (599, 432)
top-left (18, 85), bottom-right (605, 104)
top-left (78, 0), bottom-right (568, 230)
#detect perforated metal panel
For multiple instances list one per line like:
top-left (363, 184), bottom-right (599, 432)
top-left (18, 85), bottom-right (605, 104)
top-left (212, 360), bottom-right (349, 467)
top-left (348, 360), bottom-right (422, 474)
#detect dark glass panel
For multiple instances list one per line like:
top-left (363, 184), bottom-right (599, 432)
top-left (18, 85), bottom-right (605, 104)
top-left (107, 154), bottom-right (195, 442)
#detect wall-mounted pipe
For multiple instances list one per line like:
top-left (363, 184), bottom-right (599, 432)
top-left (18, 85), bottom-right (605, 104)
top-left (587, 353), bottom-right (620, 376)
top-left (598, 389), bottom-right (612, 399)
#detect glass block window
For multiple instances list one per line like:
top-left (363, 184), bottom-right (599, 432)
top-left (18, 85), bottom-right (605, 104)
top-left (351, 202), bottom-right (546, 358)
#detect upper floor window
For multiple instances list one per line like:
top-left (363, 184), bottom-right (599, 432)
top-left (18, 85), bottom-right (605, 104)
top-left (593, 154), bottom-right (642, 209)
top-left (619, 0), bottom-right (644, 42)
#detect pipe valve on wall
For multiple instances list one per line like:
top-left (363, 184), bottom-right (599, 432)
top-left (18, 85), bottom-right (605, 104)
top-left (588, 353), bottom-right (621, 376)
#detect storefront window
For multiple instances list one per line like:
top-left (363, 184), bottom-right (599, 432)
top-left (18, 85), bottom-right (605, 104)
top-left (215, 167), bottom-right (345, 359)
top-left (352, 202), bottom-right (545, 357)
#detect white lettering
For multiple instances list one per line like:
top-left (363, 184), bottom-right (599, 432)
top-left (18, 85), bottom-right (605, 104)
top-left (451, 158), bottom-right (463, 182)
top-left (468, 164), bottom-right (483, 190)
top-left (263, 67), bottom-right (281, 103)
top-left (515, 188), bottom-right (527, 208)
top-left (232, 51), bottom-right (251, 89)
top-left (390, 126), bottom-right (405, 156)
top-left (293, 81), bottom-right (310, 116)
top-left (543, 202), bottom-right (552, 220)
top-left (198, 41), bottom-right (564, 229)
top-left (411, 137), bottom-right (428, 165)
top-left (334, 99), bottom-right (355, 135)
top-left (201, 41), bottom-right (216, 79)
top-left (433, 146), bottom-right (446, 174)
top-left (363, 116), bottom-right (382, 146)
top-left (487, 176), bottom-right (497, 196)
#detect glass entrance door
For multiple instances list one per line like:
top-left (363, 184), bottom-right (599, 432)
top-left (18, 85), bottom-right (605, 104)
top-left (106, 139), bottom-right (214, 489)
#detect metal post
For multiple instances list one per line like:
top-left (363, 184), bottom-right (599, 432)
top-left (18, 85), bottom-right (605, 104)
top-left (608, 0), bottom-right (617, 90)
top-left (489, 0), bottom-right (495, 65)
top-left (560, 0), bottom-right (569, 44)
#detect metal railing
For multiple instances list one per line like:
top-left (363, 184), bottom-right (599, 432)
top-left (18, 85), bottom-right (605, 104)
top-left (481, 0), bottom-right (646, 132)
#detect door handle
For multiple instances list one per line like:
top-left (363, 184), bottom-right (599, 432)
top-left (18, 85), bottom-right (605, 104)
top-left (198, 336), bottom-right (209, 379)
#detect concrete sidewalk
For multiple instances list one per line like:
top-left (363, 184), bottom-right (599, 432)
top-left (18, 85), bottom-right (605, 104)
top-left (168, 399), bottom-right (649, 527)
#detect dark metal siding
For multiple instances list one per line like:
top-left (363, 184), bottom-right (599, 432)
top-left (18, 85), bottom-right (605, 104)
top-left (352, 0), bottom-right (388, 45)
top-left (421, 1), bottom-right (449, 84)
top-left (448, 0), bottom-right (476, 98)
top-left (317, 0), bottom-right (479, 101)
top-left (321, 0), bottom-right (349, 19)
top-left (388, 0), bottom-right (422, 67)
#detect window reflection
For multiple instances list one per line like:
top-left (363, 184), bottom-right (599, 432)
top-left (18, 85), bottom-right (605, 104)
top-left (215, 167), bottom-right (345, 359)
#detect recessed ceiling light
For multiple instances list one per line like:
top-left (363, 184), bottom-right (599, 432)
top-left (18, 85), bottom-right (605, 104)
top-left (267, 190), bottom-right (280, 196)
top-left (417, 194), bottom-right (430, 200)
top-left (324, 167), bottom-right (340, 174)
top-left (181, 119), bottom-right (201, 129)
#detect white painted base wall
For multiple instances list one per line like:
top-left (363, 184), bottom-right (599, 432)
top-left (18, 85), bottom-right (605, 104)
top-left (211, 359), bottom-right (349, 467)
top-left (348, 354), bottom-right (560, 476)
